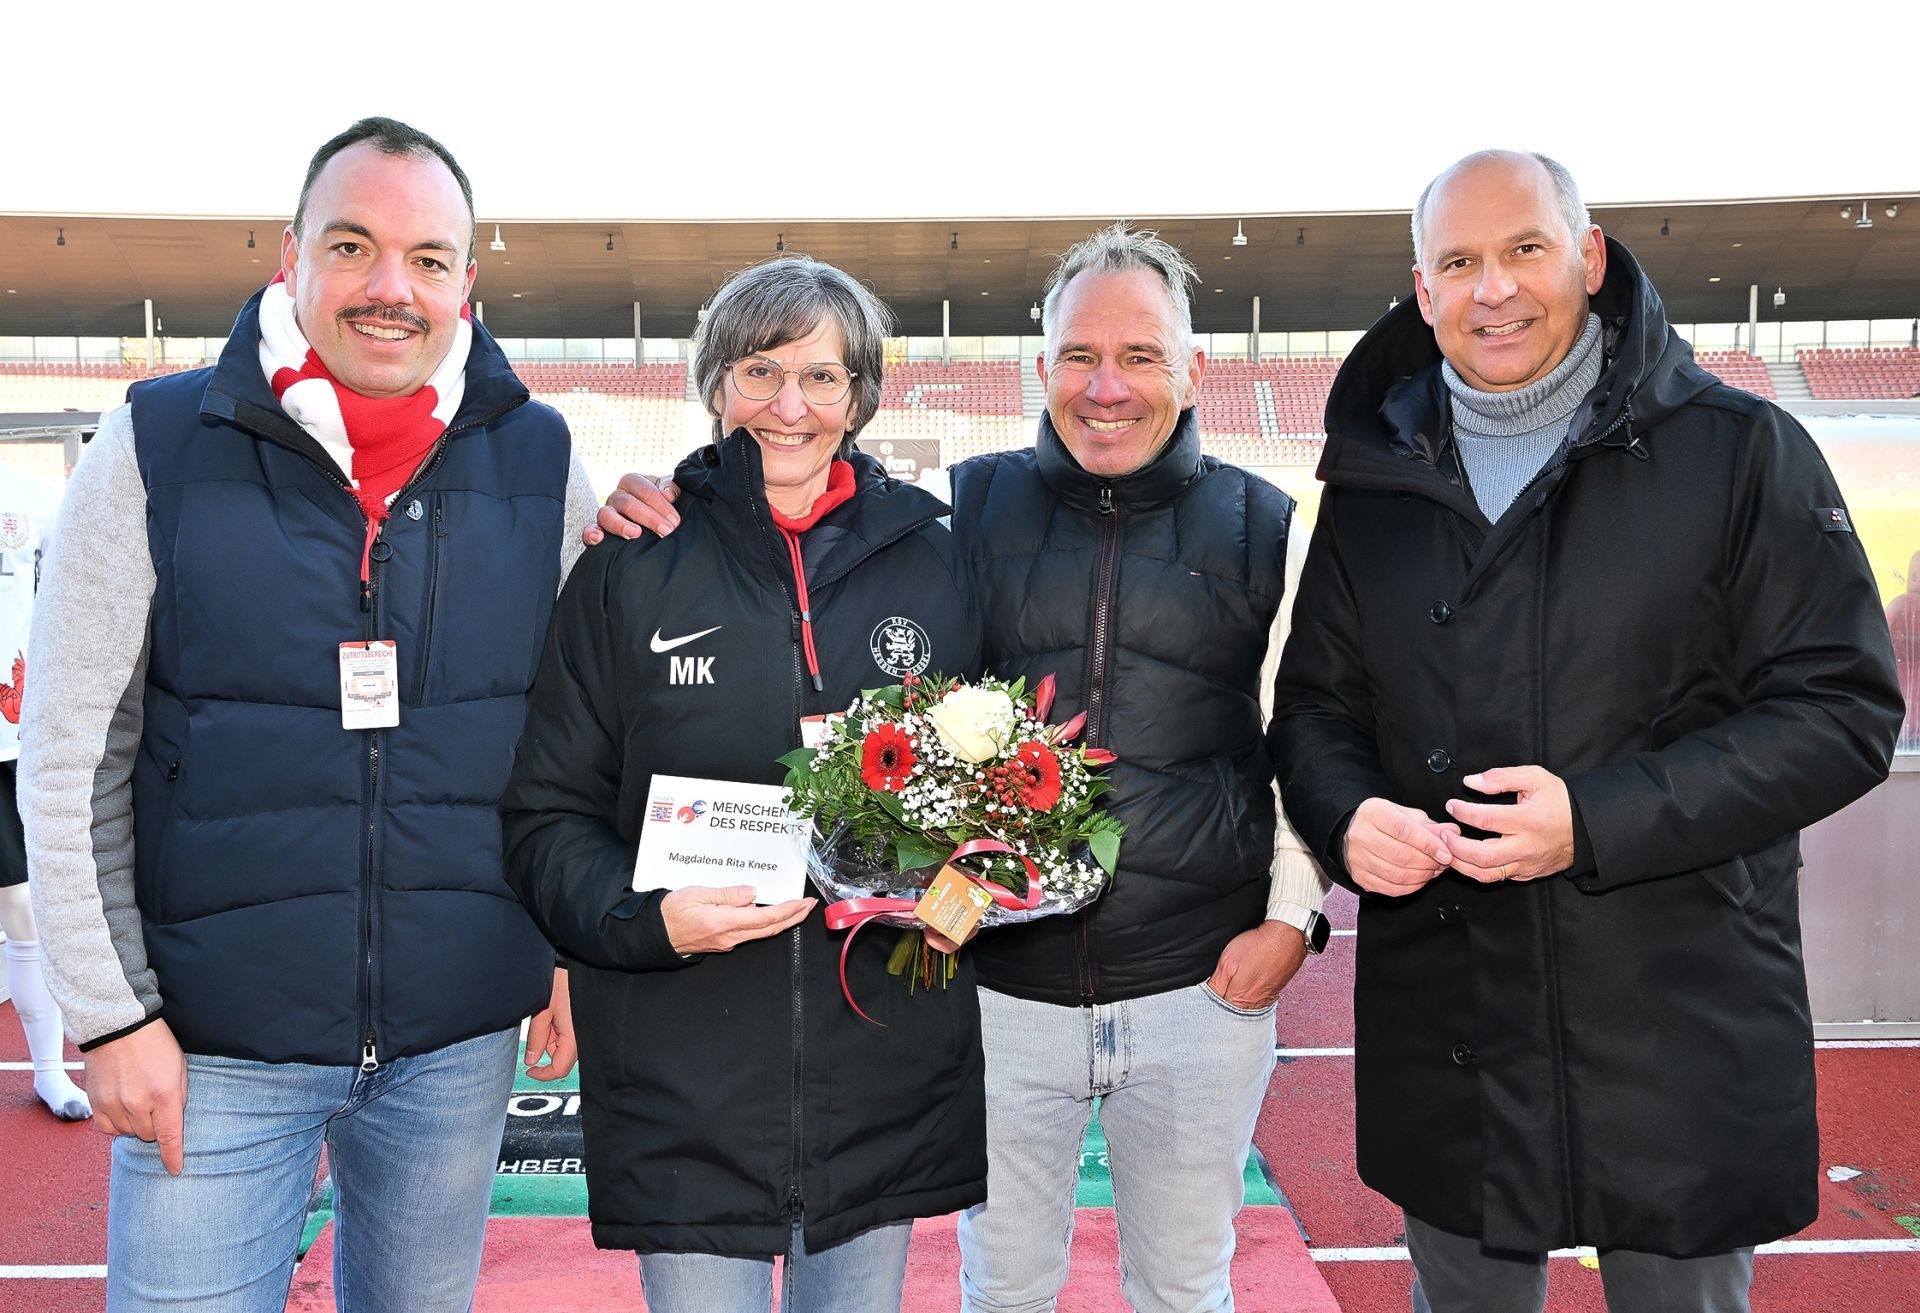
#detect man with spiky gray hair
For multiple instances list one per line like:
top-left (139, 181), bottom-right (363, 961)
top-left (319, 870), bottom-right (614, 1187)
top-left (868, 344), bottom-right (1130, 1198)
top-left (596, 222), bottom-right (1329, 1312)
top-left (945, 222), bottom-right (1328, 1313)
top-left (1273, 149), bottom-right (1901, 1312)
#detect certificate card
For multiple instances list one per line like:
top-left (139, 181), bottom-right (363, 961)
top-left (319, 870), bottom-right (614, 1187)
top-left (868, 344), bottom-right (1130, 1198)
top-left (633, 774), bottom-right (810, 904)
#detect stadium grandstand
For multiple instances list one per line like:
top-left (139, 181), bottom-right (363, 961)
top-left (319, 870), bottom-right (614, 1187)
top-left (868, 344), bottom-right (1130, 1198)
top-left (3, 195), bottom-right (1919, 1313)
top-left (6, 195), bottom-right (1917, 487)
top-left (3, 338), bottom-right (1911, 490)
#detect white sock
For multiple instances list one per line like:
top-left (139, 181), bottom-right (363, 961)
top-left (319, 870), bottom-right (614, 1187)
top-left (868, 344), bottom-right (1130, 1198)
top-left (4, 936), bottom-right (92, 1120)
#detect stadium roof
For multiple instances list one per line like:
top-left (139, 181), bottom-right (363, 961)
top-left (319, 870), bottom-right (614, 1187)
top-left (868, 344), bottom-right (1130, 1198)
top-left (3, 195), bottom-right (1916, 342)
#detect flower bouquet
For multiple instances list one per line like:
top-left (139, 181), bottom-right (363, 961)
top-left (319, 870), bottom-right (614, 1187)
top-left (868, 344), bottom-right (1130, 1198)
top-left (779, 672), bottom-right (1124, 1021)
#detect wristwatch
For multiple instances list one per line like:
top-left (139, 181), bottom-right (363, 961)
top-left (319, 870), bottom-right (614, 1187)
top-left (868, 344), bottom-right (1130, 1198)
top-left (1272, 902), bottom-right (1331, 955)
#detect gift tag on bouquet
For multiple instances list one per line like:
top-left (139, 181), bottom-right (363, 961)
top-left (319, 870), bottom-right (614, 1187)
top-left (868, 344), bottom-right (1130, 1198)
top-left (634, 774), bottom-right (809, 904)
top-left (914, 864), bottom-right (997, 946)
top-left (799, 713), bottom-right (844, 750)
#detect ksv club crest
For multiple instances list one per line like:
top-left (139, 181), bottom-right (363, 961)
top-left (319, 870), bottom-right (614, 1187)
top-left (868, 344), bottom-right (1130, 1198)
top-left (870, 616), bottom-right (931, 678)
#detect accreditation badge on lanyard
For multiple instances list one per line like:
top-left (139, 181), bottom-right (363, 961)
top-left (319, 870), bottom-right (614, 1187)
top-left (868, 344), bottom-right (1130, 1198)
top-left (339, 640), bottom-right (401, 729)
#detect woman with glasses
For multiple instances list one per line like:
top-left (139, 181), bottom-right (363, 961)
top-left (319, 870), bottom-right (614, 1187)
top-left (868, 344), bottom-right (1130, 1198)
top-left (502, 256), bottom-right (985, 1312)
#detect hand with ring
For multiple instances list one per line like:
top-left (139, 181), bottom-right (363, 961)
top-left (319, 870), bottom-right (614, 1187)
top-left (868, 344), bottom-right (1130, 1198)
top-left (1443, 765), bottom-right (1576, 885)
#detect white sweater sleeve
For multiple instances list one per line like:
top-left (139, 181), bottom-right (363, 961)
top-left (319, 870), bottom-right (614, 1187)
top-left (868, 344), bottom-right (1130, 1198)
top-left (1263, 520), bottom-right (1332, 921)
top-left (20, 406), bottom-right (161, 1047)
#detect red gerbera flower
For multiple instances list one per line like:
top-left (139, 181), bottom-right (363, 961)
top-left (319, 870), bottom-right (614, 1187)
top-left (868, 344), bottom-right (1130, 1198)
top-left (1011, 740), bottom-right (1063, 811)
top-left (861, 724), bottom-right (918, 792)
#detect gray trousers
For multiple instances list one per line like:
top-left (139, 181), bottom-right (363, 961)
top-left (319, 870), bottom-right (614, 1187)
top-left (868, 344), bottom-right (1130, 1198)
top-left (1404, 1213), bottom-right (1755, 1313)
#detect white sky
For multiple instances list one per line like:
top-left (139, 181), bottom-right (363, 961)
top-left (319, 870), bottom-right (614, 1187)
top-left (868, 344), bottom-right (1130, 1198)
top-left (10, 2), bottom-right (1912, 223)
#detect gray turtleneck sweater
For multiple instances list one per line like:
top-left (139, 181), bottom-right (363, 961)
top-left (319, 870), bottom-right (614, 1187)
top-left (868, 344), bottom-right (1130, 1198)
top-left (1445, 312), bottom-right (1604, 522)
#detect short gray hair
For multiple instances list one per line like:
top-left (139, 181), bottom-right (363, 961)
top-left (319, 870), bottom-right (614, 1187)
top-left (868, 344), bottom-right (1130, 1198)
top-left (1040, 222), bottom-right (1197, 357)
top-left (692, 256), bottom-right (894, 450)
top-left (1411, 150), bottom-right (1591, 268)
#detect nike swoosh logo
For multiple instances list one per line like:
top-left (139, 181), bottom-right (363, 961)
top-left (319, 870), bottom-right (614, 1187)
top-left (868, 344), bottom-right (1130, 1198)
top-left (650, 625), bottom-right (722, 653)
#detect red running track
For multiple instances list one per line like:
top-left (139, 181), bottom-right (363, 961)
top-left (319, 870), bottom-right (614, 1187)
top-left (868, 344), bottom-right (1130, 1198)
top-left (1256, 888), bottom-right (1920, 1312)
top-left (5, 885), bottom-right (1916, 1311)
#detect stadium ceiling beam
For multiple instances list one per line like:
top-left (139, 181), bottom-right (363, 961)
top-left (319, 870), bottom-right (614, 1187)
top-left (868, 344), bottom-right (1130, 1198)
top-left (1, 198), bottom-right (1916, 342)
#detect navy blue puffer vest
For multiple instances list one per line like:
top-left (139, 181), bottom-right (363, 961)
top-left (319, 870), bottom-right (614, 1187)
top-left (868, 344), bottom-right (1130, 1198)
top-left (127, 299), bottom-right (568, 1064)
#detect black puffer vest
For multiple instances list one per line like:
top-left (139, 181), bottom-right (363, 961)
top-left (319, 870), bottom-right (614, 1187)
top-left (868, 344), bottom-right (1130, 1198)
top-left (948, 409), bottom-right (1294, 1004)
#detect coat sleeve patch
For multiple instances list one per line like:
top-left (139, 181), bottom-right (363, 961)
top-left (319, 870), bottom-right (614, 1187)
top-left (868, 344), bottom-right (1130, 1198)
top-left (1814, 507), bottom-right (1854, 534)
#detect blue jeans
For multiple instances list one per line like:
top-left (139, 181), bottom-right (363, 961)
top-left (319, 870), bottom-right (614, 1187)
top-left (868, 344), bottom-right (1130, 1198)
top-left (957, 982), bottom-right (1277, 1313)
top-left (106, 1027), bottom-right (519, 1313)
top-left (637, 1214), bottom-right (913, 1313)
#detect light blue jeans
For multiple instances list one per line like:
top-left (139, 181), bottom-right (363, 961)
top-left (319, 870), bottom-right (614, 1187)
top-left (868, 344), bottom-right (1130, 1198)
top-left (106, 1027), bottom-right (519, 1313)
top-left (638, 1214), bottom-right (913, 1313)
top-left (957, 982), bottom-right (1277, 1313)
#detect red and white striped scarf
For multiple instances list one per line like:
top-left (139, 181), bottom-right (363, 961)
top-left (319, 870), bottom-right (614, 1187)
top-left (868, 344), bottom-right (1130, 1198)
top-left (256, 274), bottom-right (471, 527)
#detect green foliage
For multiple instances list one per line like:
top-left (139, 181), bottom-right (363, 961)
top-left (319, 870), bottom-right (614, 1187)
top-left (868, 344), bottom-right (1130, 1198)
top-left (893, 831), bottom-right (948, 873)
top-left (1089, 828), bottom-right (1121, 876)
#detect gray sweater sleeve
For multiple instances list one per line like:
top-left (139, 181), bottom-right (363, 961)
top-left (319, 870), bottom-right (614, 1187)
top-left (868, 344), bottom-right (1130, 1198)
top-left (559, 450), bottom-right (598, 588)
top-left (20, 405), bottom-right (160, 1048)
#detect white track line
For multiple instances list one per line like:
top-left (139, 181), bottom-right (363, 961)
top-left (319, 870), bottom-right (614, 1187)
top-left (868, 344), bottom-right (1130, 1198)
top-left (1311, 1238), bottom-right (1920, 1262)
top-left (1264, 1039), bottom-right (1920, 1061)
top-left (8, 1237), bottom-right (1918, 1279)
top-left (0, 1061), bottom-right (83, 1070)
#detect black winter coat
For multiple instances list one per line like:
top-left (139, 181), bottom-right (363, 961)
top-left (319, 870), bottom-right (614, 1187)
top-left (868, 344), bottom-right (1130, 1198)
top-left (949, 410), bottom-right (1294, 1004)
top-left (1272, 239), bottom-right (1902, 1256)
top-left (502, 434), bottom-right (986, 1254)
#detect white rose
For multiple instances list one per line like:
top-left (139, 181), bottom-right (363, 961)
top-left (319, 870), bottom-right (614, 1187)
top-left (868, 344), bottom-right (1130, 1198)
top-left (924, 686), bottom-right (1017, 763)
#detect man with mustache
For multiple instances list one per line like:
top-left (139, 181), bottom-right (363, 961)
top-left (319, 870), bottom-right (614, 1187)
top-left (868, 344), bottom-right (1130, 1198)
top-left (23, 117), bottom-right (597, 1310)
top-left (1271, 149), bottom-right (1902, 1312)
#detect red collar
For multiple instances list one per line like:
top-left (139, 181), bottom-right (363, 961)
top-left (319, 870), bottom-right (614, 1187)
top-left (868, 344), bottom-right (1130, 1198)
top-left (769, 460), bottom-right (856, 532)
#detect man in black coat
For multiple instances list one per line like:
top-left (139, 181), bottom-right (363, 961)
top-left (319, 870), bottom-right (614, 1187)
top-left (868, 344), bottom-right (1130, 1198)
top-left (1271, 149), bottom-right (1903, 1312)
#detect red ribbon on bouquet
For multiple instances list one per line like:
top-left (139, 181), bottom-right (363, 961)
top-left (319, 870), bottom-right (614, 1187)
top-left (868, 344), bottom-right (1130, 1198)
top-left (824, 838), bottom-right (1044, 1025)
